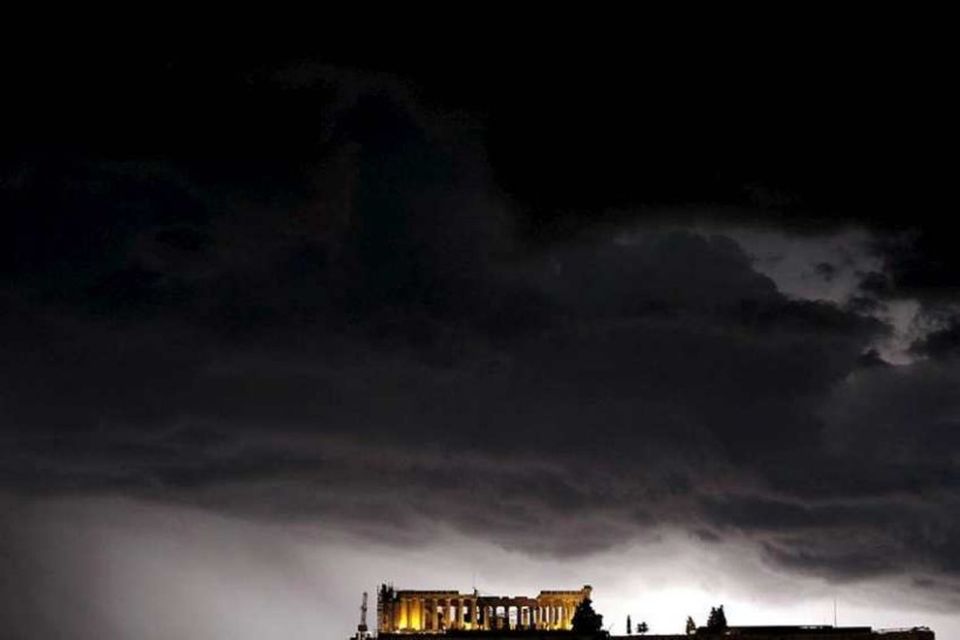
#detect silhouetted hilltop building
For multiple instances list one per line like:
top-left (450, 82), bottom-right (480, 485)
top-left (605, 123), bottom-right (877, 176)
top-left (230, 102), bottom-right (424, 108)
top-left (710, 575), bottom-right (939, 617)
top-left (684, 626), bottom-right (934, 639)
top-left (610, 624), bottom-right (934, 640)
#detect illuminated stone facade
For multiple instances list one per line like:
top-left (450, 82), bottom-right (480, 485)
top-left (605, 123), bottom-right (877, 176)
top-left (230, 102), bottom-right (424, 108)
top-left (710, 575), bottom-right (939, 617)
top-left (376, 584), bottom-right (592, 633)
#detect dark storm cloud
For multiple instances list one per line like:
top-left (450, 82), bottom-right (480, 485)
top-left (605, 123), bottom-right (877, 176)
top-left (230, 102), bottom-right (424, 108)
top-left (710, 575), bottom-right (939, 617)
top-left (2, 58), bottom-right (959, 623)
top-left (912, 320), bottom-right (960, 359)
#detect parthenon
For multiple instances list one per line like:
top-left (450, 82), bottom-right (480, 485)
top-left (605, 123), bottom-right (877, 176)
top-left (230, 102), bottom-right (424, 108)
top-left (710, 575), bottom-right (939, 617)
top-left (376, 584), bottom-right (591, 633)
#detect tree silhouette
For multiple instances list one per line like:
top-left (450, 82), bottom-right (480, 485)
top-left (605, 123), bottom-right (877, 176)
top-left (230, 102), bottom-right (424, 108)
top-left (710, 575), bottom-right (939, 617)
top-left (636, 621), bottom-right (649, 634)
top-left (571, 597), bottom-right (604, 633)
top-left (706, 605), bottom-right (728, 632)
top-left (686, 616), bottom-right (697, 635)
top-left (627, 614), bottom-right (632, 634)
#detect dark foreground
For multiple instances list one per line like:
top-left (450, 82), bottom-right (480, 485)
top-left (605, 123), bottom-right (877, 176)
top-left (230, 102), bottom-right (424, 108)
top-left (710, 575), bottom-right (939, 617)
top-left (376, 625), bottom-right (934, 640)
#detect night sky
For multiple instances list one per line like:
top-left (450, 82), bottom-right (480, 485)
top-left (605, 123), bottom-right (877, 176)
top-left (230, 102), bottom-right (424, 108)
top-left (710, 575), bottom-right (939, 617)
top-left (1, 28), bottom-right (957, 638)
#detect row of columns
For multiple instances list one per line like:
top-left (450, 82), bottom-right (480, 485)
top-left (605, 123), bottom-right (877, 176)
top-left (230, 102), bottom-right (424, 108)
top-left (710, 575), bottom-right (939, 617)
top-left (390, 596), bottom-right (576, 632)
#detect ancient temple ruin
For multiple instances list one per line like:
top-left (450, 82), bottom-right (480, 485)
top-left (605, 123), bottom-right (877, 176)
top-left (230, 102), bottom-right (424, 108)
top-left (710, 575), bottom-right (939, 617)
top-left (376, 584), bottom-right (591, 633)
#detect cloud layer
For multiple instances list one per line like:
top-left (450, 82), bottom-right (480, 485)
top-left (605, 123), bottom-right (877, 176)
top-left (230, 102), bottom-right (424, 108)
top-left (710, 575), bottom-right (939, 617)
top-left (2, 61), bottom-right (957, 636)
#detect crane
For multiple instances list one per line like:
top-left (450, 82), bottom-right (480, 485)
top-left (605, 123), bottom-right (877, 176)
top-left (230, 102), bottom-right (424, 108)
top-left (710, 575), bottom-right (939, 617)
top-left (352, 592), bottom-right (371, 640)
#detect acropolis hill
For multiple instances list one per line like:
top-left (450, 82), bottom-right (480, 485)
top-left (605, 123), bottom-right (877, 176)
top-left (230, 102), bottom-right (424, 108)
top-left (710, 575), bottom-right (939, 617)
top-left (351, 584), bottom-right (934, 640)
